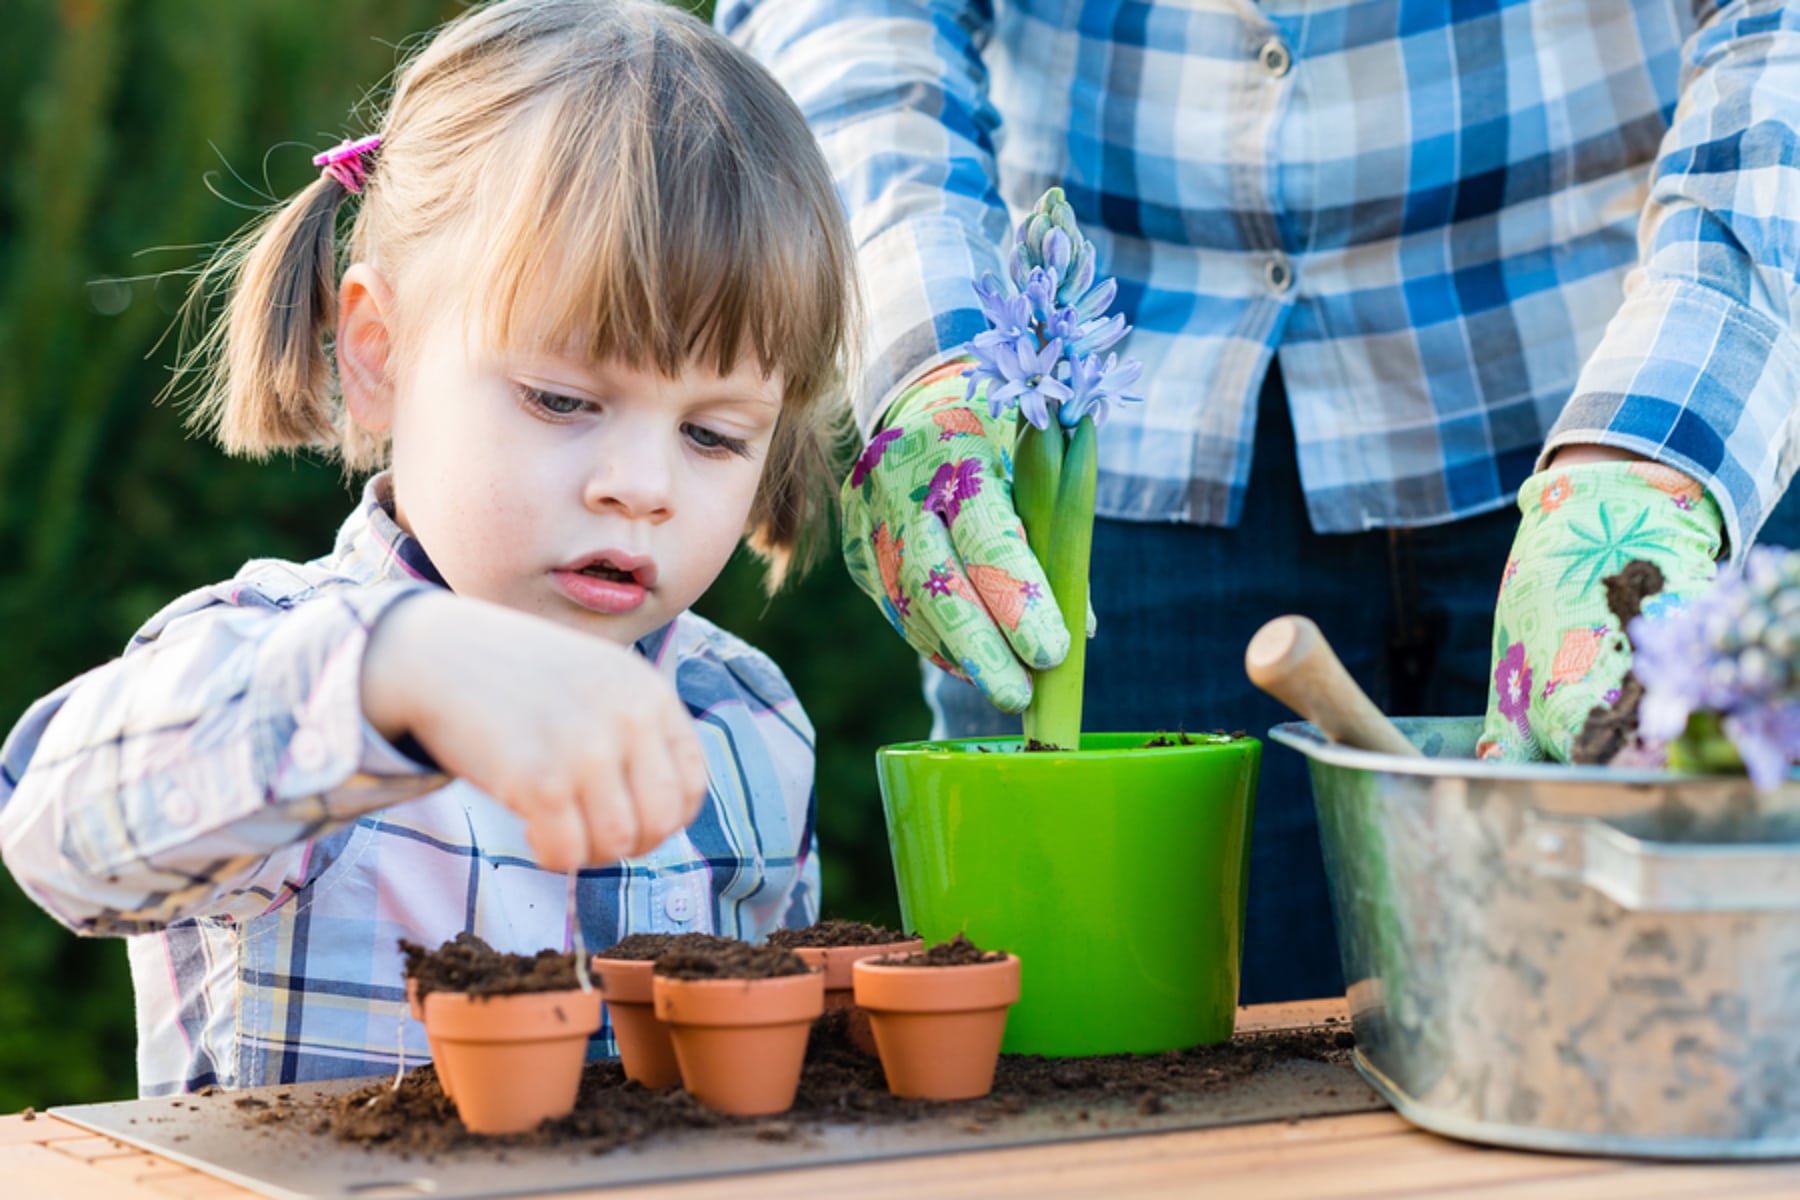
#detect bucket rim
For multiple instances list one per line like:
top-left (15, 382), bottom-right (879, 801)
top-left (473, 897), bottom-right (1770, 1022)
top-left (1269, 716), bottom-right (1797, 788)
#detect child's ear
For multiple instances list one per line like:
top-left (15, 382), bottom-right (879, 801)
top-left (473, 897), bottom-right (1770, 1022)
top-left (338, 263), bottom-right (397, 433)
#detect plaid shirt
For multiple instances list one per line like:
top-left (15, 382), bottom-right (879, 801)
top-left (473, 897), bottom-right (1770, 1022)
top-left (0, 476), bottom-right (819, 1096)
top-left (720, 0), bottom-right (1800, 555)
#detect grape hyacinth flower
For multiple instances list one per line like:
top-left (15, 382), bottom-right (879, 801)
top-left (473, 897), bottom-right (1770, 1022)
top-left (960, 188), bottom-right (1144, 750)
top-left (1628, 545), bottom-right (1800, 790)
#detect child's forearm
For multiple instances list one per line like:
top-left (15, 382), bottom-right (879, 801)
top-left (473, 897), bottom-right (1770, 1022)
top-left (0, 582), bottom-right (443, 935)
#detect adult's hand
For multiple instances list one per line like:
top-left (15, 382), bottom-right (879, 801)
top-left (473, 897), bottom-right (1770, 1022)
top-left (840, 361), bottom-right (1069, 712)
top-left (1479, 454), bottom-right (1722, 761)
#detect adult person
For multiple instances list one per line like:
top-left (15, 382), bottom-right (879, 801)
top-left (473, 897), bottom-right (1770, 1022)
top-left (719, 1), bottom-right (1800, 1004)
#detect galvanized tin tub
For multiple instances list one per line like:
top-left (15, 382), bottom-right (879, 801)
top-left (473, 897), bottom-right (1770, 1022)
top-left (1272, 716), bottom-right (1800, 1158)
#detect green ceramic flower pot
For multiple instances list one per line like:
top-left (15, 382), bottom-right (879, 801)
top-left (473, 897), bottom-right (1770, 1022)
top-left (876, 732), bottom-right (1259, 1056)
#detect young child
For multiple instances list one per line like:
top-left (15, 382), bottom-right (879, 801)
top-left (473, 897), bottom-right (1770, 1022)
top-left (0, 0), bottom-right (855, 1096)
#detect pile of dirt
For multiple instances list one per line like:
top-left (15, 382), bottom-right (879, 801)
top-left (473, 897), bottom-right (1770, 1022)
top-left (594, 932), bottom-right (739, 961)
top-left (766, 919), bottom-right (913, 949)
top-left (1571, 560), bottom-right (1665, 765)
top-left (292, 1015), bottom-right (1355, 1157)
top-left (652, 940), bottom-right (811, 981)
top-left (883, 934), bottom-right (1007, 967)
top-left (400, 933), bottom-right (578, 1000)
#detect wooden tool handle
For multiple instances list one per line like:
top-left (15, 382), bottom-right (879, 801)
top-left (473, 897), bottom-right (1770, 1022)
top-left (1245, 615), bottom-right (1421, 757)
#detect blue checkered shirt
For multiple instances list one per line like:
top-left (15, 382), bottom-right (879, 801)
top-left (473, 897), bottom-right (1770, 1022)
top-left (0, 476), bottom-right (820, 1096)
top-left (720, 0), bottom-right (1800, 555)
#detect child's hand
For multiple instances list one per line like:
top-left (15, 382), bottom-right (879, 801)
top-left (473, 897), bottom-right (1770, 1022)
top-left (360, 592), bottom-right (709, 871)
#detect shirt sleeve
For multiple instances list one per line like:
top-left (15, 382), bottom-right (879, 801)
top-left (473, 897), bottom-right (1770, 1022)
top-left (1544, 1), bottom-right (1800, 558)
top-left (718, 0), bottom-right (1012, 435)
top-left (0, 579), bottom-right (445, 935)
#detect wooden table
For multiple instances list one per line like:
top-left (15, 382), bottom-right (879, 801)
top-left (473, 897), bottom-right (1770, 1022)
top-left (7, 999), bottom-right (1800, 1200)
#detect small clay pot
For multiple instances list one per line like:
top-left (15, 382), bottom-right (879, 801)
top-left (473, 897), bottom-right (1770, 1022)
top-left (853, 953), bottom-right (1021, 1100)
top-left (406, 978), bottom-right (455, 1101)
top-left (652, 970), bottom-right (824, 1116)
top-left (792, 939), bottom-right (924, 1055)
top-left (420, 988), bottom-right (602, 1134)
top-left (590, 956), bottom-right (679, 1088)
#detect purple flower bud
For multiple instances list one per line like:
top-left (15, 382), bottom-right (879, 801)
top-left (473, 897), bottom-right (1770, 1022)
top-left (1024, 266), bottom-right (1061, 325)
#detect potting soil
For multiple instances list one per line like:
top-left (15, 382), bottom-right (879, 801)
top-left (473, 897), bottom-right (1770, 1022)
top-left (883, 933), bottom-right (1007, 967)
top-left (766, 918), bottom-right (912, 948)
top-left (401, 933), bottom-right (579, 1000)
top-left (652, 939), bottom-right (811, 980)
top-left (595, 931), bottom-right (739, 961)
top-left (302, 1009), bottom-right (1357, 1155)
top-left (54, 1013), bottom-right (1380, 1197)
top-left (1571, 559), bottom-right (1665, 765)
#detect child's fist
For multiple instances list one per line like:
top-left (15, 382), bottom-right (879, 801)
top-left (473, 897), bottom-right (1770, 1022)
top-left (361, 592), bottom-right (709, 870)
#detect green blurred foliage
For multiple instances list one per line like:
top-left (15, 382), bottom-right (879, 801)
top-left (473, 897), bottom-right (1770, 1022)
top-left (0, 0), bottom-right (925, 1110)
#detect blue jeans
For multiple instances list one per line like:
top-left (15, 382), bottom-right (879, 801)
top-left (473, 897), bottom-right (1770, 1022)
top-left (928, 365), bottom-right (1800, 1005)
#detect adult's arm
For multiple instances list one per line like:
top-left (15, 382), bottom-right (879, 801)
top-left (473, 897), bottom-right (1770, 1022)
top-left (719, 0), bottom-right (1011, 432)
top-left (1545, 0), bottom-right (1800, 557)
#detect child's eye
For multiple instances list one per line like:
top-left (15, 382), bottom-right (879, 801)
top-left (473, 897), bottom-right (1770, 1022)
top-left (684, 423), bottom-right (752, 458)
top-left (519, 385), bottom-right (589, 418)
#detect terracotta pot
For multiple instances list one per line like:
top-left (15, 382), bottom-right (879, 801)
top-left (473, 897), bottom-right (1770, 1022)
top-left (420, 988), bottom-right (602, 1134)
top-left (853, 953), bottom-right (1021, 1100)
top-left (405, 978), bottom-right (455, 1101)
top-left (590, 956), bottom-right (679, 1088)
top-left (793, 940), bottom-right (924, 1055)
top-left (652, 970), bottom-right (824, 1116)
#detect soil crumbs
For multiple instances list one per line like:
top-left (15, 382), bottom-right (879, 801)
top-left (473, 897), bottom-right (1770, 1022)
top-left (766, 919), bottom-right (913, 949)
top-left (596, 932), bottom-right (740, 961)
top-left (292, 1014), bottom-right (1355, 1158)
top-left (884, 933), bottom-right (1007, 967)
top-left (654, 940), bottom-right (811, 980)
top-left (401, 933), bottom-right (577, 1000)
top-left (1571, 559), bottom-right (1665, 765)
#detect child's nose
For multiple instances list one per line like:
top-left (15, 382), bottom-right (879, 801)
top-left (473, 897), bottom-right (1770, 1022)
top-left (582, 432), bottom-right (674, 520)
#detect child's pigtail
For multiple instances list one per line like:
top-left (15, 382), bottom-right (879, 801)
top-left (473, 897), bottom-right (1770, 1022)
top-left (179, 171), bottom-right (355, 459)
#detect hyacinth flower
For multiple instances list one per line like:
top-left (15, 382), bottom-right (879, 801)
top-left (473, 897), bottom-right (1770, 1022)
top-left (1629, 545), bottom-right (1800, 790)
top-left (961, 189), bottom-right (1143, 750)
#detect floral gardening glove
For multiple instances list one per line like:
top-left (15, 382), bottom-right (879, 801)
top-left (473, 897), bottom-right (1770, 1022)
top-left (1479, 460), bottom-right (1723, 762)
top-left (841, 360), bottom-right (1070, 712)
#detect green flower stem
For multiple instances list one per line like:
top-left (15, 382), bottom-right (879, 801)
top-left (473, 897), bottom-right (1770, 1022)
top-left (1013, 415), bottom-right (1064, 591)
top-left (1021, 416), bottom-right (1096, 751)
top-left (1014, 416), bottom-right (1063, 746)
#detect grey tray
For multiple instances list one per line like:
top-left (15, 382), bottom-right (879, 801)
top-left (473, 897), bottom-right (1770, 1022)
top-left (52, 1047), bottom-right (1379, 1198)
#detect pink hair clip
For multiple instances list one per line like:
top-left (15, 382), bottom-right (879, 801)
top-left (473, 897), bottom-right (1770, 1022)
top-left (313, 135), bottom-right (382, 194)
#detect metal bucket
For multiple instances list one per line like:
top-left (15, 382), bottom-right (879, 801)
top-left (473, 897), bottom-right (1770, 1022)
top-left (1273, 716), bottom-right (1800, 1158)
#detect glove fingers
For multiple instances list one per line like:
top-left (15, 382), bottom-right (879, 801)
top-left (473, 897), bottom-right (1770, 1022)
top-left (1482, 460), bottom-right (1725, 763)
top-left (841, 477), bottom-right (920, 648)
top-left (1533, 625), bottom-right (1632, 762)
top-left (939, 483), bottom-right (1070, 670)
top-left (901, 507), bottom-right (1036, 713)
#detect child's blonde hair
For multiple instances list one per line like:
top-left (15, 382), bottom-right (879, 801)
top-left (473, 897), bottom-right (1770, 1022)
top-left (183, 0), bottom-right (856, 588)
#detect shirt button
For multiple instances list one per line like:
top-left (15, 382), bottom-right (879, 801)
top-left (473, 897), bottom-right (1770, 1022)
top-left (1264, 255), bottom-right (1295, 294)
top-left (663, 890), bottom-right (695, 923)
top-left (289, 729), bottom-right (328, 773)
top-left (1259, 38), bottom-right (1292, 77)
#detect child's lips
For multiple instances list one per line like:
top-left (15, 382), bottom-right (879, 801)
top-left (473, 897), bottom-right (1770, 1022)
top-left (552, 568), bottom-right (649, 615)
top-left (561, 551), bottom-right (657, 588)
top-left (552, 551), bottom-right (656, 615)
